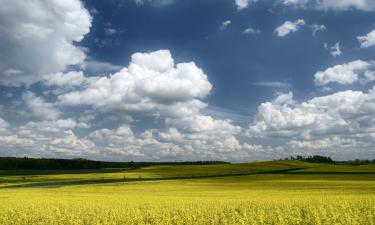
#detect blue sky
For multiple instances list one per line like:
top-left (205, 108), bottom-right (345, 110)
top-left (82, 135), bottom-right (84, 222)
top-left (0, 0), bottom-right (375, 161)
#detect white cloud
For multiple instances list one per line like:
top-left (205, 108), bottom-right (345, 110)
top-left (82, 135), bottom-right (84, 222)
top-left (158, 128), bottom-right (184, 142)
top-left (235, 0), bottom-right (257, 10)
top-left (0, 110), bottom-right (241, 161)
top-left (282, 0), bottom-right (375, 11)
top-left (1, 119), bottom-right (94, 158)
top-left (85, 126), bottom-right (148, 159)
top-left (247, 87), bottom-right (375, 141)
top-left (220, 20), bottom-right (232, 31)
top-left (0, 117), bottom-right (9, 130)
top-left (288, 137), bottom-right (357, 150)
top-left (275, 19), bottom-right (305, 37)
top-left (0, 0), bottom-right (92, 86)
top-left (311, 24), bottom-right (326, 36)
top-left (242, 27), bottom-right (261, 34)
top-left (131, 50), bottom-right (174, 73)
top-left (357, 29), bottom-right (375, 48)
top-left (314, 60), bottom-right (374, 86)
top-left (43, 71), bottom-right (85, 87)
top-left (83, 116), bottom-right (242, 161)
top-left (0, 113), bottom-right (244, 161)
top-left (166, 115), bottom-right (241, 134)
top-left (324, 42), bottom-right (342, 57)
top-left (23, 91), bottom-right (60, 120)
top-left (253, 81), bottom-right (290, 89)
top-left (54, 48), bottom-right (245, 160)
top-left (0, 47), bottom-right (252, 161)
top-left (362, 71), bottom-right (375, 84)
top-left (3, 81), bottom-right (375, 161)
top-left (59, 50), bottom-right (212, 118)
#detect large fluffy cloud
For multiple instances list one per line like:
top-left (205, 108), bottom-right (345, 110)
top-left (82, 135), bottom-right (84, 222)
top-left (314, 60), bottom-right (375, 86)
top-left (247, 58), bottom-right (375, 159)
top-left (275, 19), bottom-right (305, 37)
top-left (55, 50), bottom-right (246, 160)
top-left (59, 50), bottom-right (212, 118)
top-left (282, 0), bottom-right (375, 11)
top-left (247, 87), bottom-right (375, 140)
top-left (0, 0), bottom-right (91, 86)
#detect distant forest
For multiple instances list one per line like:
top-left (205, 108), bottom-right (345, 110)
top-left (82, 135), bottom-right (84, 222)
top-left (0, 157), bottom-right (228, 170)
top-left (0, 155), bottom-right (374, 170)
top-left (284, 155), bottom-right (375, 165)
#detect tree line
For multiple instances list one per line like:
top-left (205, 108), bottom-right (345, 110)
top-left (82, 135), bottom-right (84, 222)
top-left (0, 157), bottom-right (228, 170)
top-left (284, 155), bottom-right (375, 165)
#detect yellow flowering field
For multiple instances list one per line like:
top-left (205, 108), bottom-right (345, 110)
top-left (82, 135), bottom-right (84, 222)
top-left (0, 171), bottom-right (374, 225)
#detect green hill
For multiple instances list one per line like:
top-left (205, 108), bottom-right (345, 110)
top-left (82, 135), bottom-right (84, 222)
top-left (1, 160), bottom-right (375, 188)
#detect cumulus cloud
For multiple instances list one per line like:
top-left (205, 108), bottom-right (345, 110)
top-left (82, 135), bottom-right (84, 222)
top-left (357, 29), bottom-right (375, 48)
top-left (0, 113), bottom-right (244, 161)
top-left (314, 60), bottom-right (374, 86)
top-left (53, 49), bottom-right (247, 160)
top-left (0, 117), bottom-right (9, 130)
top-left (235, 0), bottom-right (257, 10)
top-left (23, 92), bottom-right (60, 120)
top-left (288, 137), bottom-right (357, 150)
top-left (0, 119), bottom-right (95, 158)
top-left (275, 19), bottom-right (305, 37)
top-left (0, 115), bottom-right (244, 161)
top-left (244, 58), bottom-right (375, 159)
top-left (83, 116), bottom-right (242, 161)
top-left (43, 71), bottom-right (85, 87)
top-left (247, 88), bottom-right (375, 142)
top-left (166, 115), bottom-right (241, 134)
top-left (282, 0), bottom-right (375, 11)
top-left (0, 0), bottom-right (91, 86)
top-left (0, 46), bottom-right (252, 161)
top-left (59, 50), bottom-right (212, 118)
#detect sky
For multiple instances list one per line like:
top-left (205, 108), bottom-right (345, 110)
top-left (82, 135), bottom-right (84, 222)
top-left (0, 0), bottom-right (375, 162)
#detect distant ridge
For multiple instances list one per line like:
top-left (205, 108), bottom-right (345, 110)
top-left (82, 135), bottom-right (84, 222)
top-left (0, 157), bottom-right (229, 170)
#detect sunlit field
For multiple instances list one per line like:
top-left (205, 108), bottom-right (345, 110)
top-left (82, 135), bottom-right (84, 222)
top-left (0, 161), bottom-right (374, 225)
top-left (0, 160), bottom-right (317, 188)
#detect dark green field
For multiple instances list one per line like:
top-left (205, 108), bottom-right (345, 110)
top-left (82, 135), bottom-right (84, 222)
top-left (1, 160), bottom-right (374, 188)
